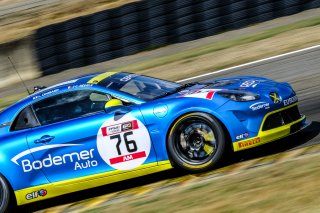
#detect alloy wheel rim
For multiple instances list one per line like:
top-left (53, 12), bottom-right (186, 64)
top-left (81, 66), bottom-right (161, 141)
top-left (174, 120), bottom-right (217, 164)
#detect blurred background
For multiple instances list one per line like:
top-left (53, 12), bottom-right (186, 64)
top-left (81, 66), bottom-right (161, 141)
top-left (0, 0), bottom-right (319, 110)
top-left (1, 1), bottom-right (320, 212)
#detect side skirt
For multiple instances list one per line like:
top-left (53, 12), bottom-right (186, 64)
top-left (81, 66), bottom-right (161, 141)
top-left (15, 160), bottom-right (172, 205)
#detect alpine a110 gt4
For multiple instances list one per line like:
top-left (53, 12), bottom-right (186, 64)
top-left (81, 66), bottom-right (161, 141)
top-left (0, 72), bottom-right (307, 211)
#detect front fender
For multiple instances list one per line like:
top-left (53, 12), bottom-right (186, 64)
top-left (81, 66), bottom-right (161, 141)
top-left (139, 97), bottom-right (233, 161)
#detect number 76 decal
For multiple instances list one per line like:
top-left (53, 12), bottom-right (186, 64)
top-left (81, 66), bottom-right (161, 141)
top-left (110, 131), bottom-right (138, 155)
top-left (97, 116), bottom-right (151, 170)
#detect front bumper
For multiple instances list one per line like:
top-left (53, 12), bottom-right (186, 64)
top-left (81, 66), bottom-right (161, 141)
top-left (233, 104), bottom-right (307, 151)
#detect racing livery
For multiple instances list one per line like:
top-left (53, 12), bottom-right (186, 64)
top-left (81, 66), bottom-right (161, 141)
top-left (0, 72), bottom-right (307, 211)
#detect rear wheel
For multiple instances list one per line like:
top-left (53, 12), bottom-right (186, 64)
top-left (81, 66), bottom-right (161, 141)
top-left (0, 175), bottom-right (12, 213)
top-left (167, 113), bottom-right (226, 172)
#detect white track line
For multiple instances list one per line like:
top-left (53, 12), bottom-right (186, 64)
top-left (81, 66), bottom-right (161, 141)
top-left (177, 44), bottom-right (320, 83)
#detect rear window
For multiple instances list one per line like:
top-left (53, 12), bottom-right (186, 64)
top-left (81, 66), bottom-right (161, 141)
top-left (11, 106), bottom-right (40, 131)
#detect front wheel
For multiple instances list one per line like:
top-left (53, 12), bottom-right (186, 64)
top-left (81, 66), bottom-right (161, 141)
top-left (0, 175), bottom-right (12, 213)
top-left (167, 113), bottom-right (226, 172)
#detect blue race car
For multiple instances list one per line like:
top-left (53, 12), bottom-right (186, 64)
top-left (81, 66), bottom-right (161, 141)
top-left (0, 72), bottom-right (307, 211)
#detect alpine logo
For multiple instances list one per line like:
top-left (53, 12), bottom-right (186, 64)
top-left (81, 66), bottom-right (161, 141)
top-left (269, 92), bottom-right (282, 104)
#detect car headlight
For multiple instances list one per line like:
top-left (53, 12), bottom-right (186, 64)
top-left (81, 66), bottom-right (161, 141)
top-left (217, 91), bottom-right (260, 102)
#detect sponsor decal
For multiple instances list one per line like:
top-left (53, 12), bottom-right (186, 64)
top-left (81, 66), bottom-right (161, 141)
top-left (153, 105), bottom-right (168, 118)
top-left (101, 120), bottom-right (139, 136)
top-left (120, 74), bottom-right (138, 82)
top-left (283, 95), bottom-right (298, 106)
top-left (178, 89), bottom-right (201, 95)
top-left (33, 89), bottom-right (59, 100)
top-left (26, 189), bottom-right (47, 200)
top-left (238, 138), bottom-right (261, 149)
top-left (68, 84), bottom-right (93, 89)
top-left (109, 151), bottom-right (147, 165)
top-left (97, 114), bottom-right (151, 170)
top-left (236, 133), bottom-right (249, 140)
top-left (178, 89), bottom-right (219, 100)
top-left (205, 91), bottom-right (215, 100)
top-left (240, 80), bottom-right (259, 88)
top-left (55, 79), bottom-right (78, 87)
top-left (11, 144), bottom-right (98, 172)
top-left (269, 92), bottom-right (282, 104)
top-left (249, 102), bottom-right (270, 111)
top-left (33, 79), bottom-right (78, 96)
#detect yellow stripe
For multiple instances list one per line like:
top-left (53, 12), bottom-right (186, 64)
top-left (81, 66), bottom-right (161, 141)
top-left (87, 72), bottom-right (118, 84)
top-left (14, 160), bottom-right (172, 206)
top-left (233, 104), bottom-right (305, 151)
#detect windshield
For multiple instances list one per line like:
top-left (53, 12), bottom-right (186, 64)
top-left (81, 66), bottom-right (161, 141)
top-left (98, 72), bottom-right (181, 101)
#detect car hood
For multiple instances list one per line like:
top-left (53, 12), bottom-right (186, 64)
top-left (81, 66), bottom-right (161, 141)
top-left (199, 76), bottom-right (279, 91)
top-left (162, 76), bottom-right (294, 102)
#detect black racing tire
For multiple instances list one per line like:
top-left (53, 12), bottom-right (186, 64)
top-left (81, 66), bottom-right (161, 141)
top-left (167, 112), bottom-right (226, 172)
top-left (0, 175), bottom-right (12, 213)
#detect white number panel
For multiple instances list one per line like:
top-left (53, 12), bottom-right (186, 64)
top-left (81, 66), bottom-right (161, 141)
top-left (97, 114), bottom-right (151, 170)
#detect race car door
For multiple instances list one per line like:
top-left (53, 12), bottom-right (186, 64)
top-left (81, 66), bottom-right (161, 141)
top-left (26, 90), bottom-right (157, 183)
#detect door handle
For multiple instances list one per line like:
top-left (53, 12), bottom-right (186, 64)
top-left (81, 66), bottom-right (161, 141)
top-left (34, 135), bottom-right (55, 144)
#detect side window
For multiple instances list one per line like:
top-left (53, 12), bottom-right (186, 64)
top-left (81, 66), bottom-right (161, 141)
top-left (33, 90), bottom-right (111, 126)
top-left (11, 106), bottom-right (40, 131)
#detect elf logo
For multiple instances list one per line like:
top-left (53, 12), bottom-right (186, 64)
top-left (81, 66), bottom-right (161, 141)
top-left (25, 189), bottom-right (47, 200)
top-left (236, 133), bottom-right (249, 140)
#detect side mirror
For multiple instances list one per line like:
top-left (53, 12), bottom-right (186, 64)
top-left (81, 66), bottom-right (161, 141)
top-left (104, 99), bottom-right (131, 114)
top-left (105, 99), bottom-right (123, 109)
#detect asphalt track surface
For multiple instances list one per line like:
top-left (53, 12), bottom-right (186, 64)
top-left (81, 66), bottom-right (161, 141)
top-left (20, 45), bottom-right (320, 212)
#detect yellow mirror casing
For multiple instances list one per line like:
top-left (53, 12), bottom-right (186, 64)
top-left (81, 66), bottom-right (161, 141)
top-left (105, 99), bottom-right (123, 108)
